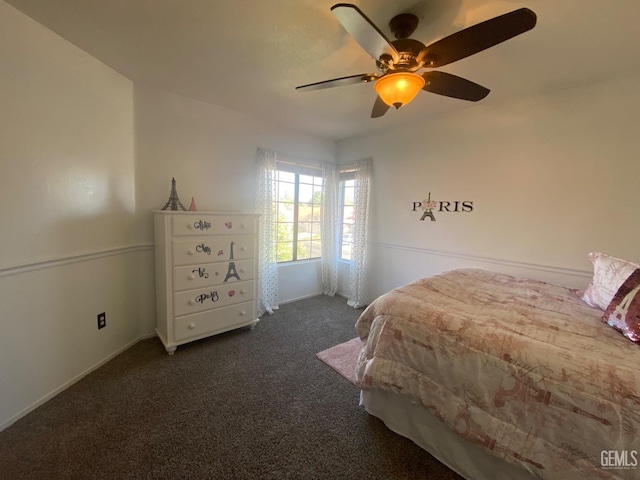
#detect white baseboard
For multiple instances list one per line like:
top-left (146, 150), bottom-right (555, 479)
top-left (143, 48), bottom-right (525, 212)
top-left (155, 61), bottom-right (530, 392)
top-left (277, 291), bottom-right (324, 305)
top-left (0, 332), bottom-right (157, 432)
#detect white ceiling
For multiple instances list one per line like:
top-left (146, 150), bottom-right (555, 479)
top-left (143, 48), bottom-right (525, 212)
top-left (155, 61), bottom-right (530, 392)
top-left (6, 0), bottom-right (640, 141)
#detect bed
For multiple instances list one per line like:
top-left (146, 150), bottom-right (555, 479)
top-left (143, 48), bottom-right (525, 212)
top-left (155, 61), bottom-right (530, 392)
top-left (355, 267), bottom-right (640, 480)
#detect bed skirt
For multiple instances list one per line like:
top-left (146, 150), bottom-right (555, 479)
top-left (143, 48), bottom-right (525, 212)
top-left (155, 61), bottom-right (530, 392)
top-left (360, 389), bottom-right (536, 480)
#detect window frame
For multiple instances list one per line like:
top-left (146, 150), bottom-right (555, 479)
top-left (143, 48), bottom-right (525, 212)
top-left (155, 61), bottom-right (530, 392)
top-left (273, 162), bottom-right (323, 263)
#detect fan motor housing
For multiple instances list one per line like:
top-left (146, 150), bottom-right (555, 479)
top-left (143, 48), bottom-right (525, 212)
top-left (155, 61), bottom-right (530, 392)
top-left (389, 13), bottom-right (419, 39)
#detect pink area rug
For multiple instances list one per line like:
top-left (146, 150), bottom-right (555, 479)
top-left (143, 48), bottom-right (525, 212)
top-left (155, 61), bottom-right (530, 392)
top-left (316, 337), bottom-right (362, 385)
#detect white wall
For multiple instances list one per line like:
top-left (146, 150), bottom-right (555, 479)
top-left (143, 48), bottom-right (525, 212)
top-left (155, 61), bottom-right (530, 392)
top-left (0, 2), bottom-right (337, 429)
top-left (133, 86), bottom-right (336, 304)
top-left (0, 2), bottom-right (154, 429)
top-left (337, 75), bottom-right (640, 299)
top-left (0, 1), bottom-right (339, 428)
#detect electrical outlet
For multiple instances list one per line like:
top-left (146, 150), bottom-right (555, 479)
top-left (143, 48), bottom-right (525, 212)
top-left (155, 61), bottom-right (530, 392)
top-left (97, 312), bottom-right (106, 330)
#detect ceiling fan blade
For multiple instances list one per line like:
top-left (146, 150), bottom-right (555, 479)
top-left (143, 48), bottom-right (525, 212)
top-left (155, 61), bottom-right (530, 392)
top-left (295, 73), bottom-right (375, 92)
top-left (418, 8), bottom-right (536, 68)
top-left (422, 71), bottom-right (490, 101)
top-left (331, 3), bottom-right (399, 63)
top-left (371, 95), bottom-right (391, 118)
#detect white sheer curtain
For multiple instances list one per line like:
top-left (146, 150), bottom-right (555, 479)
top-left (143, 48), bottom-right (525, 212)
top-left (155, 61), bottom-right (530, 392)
top-left (321, 162), bottom-right (339, 296)
top-left (255, 148), bottom-right (279, 316)
top-left (347, 158), bottom-right (372, 308)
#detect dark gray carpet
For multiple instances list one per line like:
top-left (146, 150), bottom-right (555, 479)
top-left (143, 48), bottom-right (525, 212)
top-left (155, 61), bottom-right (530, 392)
top-left (0, 295), bottom-right (463, 480)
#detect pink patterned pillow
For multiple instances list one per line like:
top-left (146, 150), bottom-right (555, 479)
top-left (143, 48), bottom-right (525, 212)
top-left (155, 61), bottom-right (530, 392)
top-left (602, 269), bottom-right (640, 342)
top-left (582, 252), bottom-right (640, 311)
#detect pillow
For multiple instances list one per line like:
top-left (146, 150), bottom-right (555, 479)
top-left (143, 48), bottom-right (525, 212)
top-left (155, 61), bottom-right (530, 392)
top-left (582, 252), bottom-right (640, 311)
top-left (602, 269), bottom-right (640, 343)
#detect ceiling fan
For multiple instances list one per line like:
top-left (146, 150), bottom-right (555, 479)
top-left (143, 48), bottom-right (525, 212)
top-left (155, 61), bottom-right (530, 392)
top-left (296, 3), bottom-right (537, 118)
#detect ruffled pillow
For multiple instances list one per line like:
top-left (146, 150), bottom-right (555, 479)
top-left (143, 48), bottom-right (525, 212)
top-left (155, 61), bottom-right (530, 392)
top-left (582, 252), bottom-right (640, 311)
top-left (602, 269), bottom-right (640, 342)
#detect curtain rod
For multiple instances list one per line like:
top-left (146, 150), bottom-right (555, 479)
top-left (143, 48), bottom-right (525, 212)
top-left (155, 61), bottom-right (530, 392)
top-left (273, 151), bottom-right (333, 167)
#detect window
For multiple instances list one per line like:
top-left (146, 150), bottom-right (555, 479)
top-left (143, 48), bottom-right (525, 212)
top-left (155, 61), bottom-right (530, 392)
top-left (274, 167), bottom-right (323, 262)
top-left (340, 176), bottom-right (355, 261)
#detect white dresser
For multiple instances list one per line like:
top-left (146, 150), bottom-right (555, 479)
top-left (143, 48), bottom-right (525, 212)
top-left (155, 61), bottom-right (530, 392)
top-left (154, 211), bottom-right (260, 354)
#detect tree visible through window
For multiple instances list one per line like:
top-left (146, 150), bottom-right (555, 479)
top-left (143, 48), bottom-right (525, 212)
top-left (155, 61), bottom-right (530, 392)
top-left (274, 169), bottom-right (323, 262)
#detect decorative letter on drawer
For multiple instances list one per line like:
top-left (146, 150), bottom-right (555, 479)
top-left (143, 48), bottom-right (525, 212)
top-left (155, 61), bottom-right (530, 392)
top-left (172, 237), bottom-right (255, 266)
top-left (154, 211), bottom-right (259, 354)
top-left (172, 215), bottom-right (256, 236)
top-left (172, 259), bottom-right (254, 292)
top-left (174, 280), bottom-right (253, 317)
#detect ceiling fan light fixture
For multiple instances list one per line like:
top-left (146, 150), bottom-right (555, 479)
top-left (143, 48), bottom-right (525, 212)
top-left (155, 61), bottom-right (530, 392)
top-left (374, 72), bottom-right (425, 109)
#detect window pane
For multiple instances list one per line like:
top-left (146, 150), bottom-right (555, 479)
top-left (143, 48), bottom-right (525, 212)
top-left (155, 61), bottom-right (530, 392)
top-left (309, 205), bottom-right (321, 222)
top-left (311, 222), bottom-right (322, 239)
top-left (299, 174), bottom-right (314, 185)
top-left (298, 221), bottom-right (313, 237)
top-left (298, 203), bottom-right (313, 222)
top-left (278, 171), bottom-right (295, 183)
top-left (343, 205), bottom-right (354, 224)
top-left (343, 186), bottom-right (355, 206)
top-left (277, 222), bottom-right (294, 242)
top-left (277, 243), bottom-right (293, 262)
top-left (297, 241), bottom-right (311, 260)
top-left (277, 182), bottom-right (295, 202)
top-left (340, 178), bottom-right (356, 261)
top-left (277, 202), bottom-right (295, 222)
top-left (312, 186), bottom-right (323, 204)
top-left (298, 183), bottom-right (313, 203)
top-left (311, 241), bottom-right (322, 258)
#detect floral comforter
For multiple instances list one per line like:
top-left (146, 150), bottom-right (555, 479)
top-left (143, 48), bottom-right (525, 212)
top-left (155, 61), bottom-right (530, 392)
top-left (355, 269), bottom-right (640, 480)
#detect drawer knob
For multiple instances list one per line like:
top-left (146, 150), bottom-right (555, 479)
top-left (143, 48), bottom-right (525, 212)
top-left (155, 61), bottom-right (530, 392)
top-left (187, 250), bottom-right (194, 255)
top-left (240, 246), bottom-right (246, 252)
top-left (188, 323), bottom-right (196, 329)
top-left (240, 289), bottom-right (246, 295)
top-left (188, 275), bottom-right (195, 280)
top-left (187, 223), bottom-right (193, 230)
top-left (241, 224), bottom-right (247, 229)
top-left (188, 299), bottom-right (195, 305)
top-left (239, 311), bottom-right (246, 316)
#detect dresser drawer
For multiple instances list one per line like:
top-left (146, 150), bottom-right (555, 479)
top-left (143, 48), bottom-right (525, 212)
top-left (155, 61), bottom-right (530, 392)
top-left (174, 280), bottom-right (253, 317)
top-left (172, 237), bottom-right (254, 266)
top-left (173, 259), bottom-right (255, 292)
top-left (172, 214), bottom-right (255, 236)
top-left (174, 301), bottom-right (255, 342)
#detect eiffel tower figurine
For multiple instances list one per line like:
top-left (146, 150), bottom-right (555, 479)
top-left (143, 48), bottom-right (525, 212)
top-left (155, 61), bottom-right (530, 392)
top-left (161, 177), bottom-right (187, 211)
top-left (224, 241), bottom-right (241, 282)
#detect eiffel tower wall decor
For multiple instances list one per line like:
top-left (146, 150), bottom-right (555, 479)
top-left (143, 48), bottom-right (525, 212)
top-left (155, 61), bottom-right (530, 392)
top-left (411, 191), bottom-right (474, 222)
top-left (161, 177), bottom-right (187, 211)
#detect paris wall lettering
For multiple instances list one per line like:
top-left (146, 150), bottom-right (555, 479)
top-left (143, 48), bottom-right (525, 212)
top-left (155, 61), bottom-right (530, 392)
top-left (412, 192), bottom-right (473, 222)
